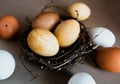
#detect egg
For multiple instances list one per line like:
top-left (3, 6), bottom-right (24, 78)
top-left (54, 19), bottom-right (80, 47)
top-left (27, 28), bottom-right (59, 57)
top-left (32, 12), bottom-right (60, 30)
top-left (88, 27), bottom-right (116, 47)
top-left (0, 15), bottom-right (19, 40)
top-left (0, 50), bottom-right (16, 80)
top-left (67, 2), bottom-right (91, 21)
top-left (68, 72), bottom-right (96, 84)
top-left (96, 47), bottom-right (120, 72)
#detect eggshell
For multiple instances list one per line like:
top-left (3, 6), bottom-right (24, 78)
top-left (88, 27), bottom-right (116, 47)
top-left (54, 19), bottom-right (80, 47)
top-left (67, 2), bottom-right (91, 21)
top-left (27, 28), bottom-right (59, 57)
top-left (68, 72), bottom-right (96, 84)
top-left (0, 50), bottom-right (16, 80)
top-left (32, 12), bottom-right (60, 30)
top-left (0, 15), bottom-right (19, 40)
top-left (96, 47), bottom-right (120, 72)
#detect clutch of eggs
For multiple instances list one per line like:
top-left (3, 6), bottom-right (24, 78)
top-left (28, 11), bottom-right (81, 57)
top-left (27, 2), bottom-right (92, 57)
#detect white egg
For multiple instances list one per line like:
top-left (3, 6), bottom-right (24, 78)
top-left (0, 50), bottom-right (16, 80)
top-left (68, 72), bottom-right (96, 84)
top-left (88, 27), bottom-right (116, 47)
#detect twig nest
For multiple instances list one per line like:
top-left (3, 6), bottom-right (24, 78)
top-left (20, 1), bottom-right (95, 71)
top-left (67, 2), bottom-right (91, 21)
top-left (27, 28), bottom-right (59, 57)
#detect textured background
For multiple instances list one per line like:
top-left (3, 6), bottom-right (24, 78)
top-left (0, 0), bottom-right (120, 84)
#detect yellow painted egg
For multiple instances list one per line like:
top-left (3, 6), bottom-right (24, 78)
top-left (27, 28), bottom-right (59, 57)
top-left (54, 19), bottom-right (80, 47)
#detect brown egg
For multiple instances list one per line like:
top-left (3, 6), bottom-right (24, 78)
top-left (0, 15), bottom-right (19, 40)
top-left (96, 47), bottom-right (120, 73)
top-left (32, 12), bottom-right (60, 30)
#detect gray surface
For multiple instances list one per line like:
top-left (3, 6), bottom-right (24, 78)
top-left (0, 0), bottom-right (120, 84)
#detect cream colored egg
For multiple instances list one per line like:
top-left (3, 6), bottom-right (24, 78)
top-left (67, 2), bottom-right (91, 21)
top-left (54, 19), bottom-right (80, 47)
top-left (27, 28), bottom-right (59, 57)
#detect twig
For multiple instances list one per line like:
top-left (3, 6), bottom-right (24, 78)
top-left (41, 0), bottom-right (54, 12)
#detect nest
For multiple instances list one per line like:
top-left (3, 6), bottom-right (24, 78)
top-left (20, 1), bottom-right (97, 80)
top-left (20, 16), bottom-right (95, 68)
